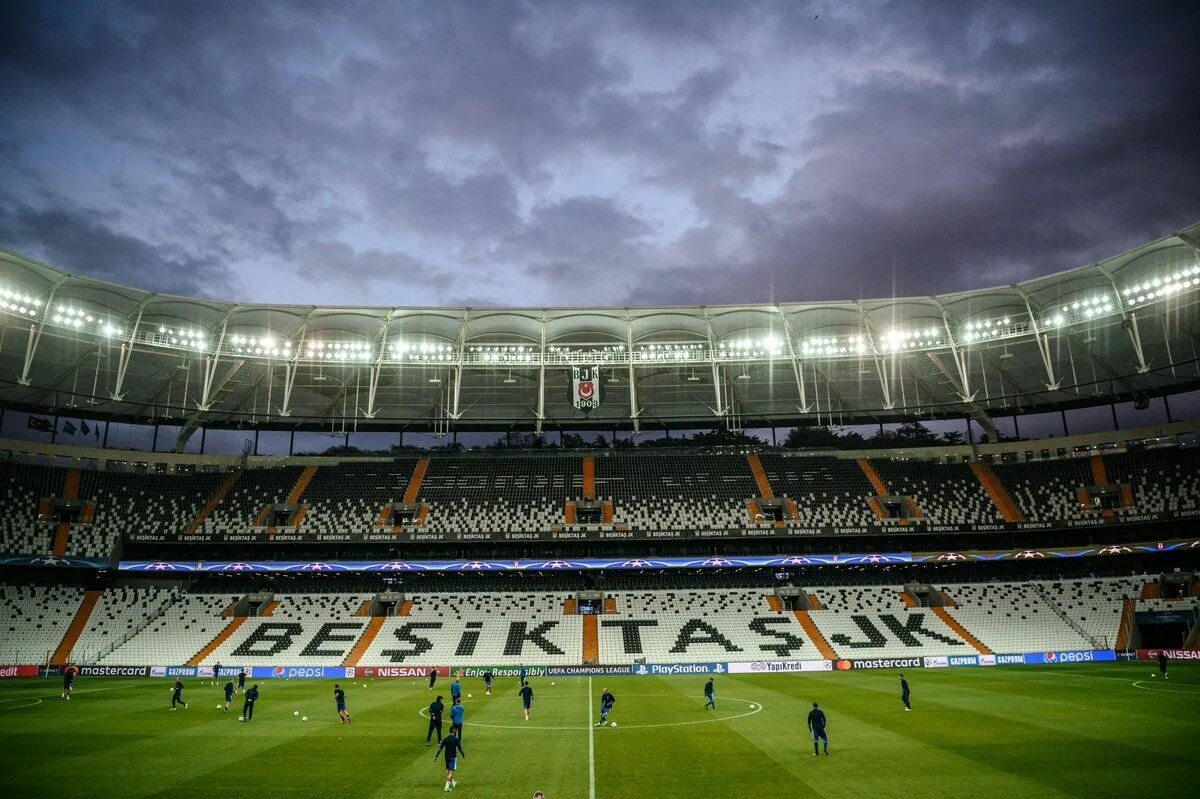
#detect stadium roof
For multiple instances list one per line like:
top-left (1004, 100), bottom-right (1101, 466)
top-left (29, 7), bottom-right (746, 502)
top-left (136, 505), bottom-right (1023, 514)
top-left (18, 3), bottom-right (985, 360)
top-left (2, 221), bottom-right (1199, 444)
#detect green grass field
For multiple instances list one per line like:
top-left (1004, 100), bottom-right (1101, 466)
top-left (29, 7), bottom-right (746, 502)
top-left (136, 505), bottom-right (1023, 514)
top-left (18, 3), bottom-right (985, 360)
top-left (1, 664), bottom-right (1197, 798)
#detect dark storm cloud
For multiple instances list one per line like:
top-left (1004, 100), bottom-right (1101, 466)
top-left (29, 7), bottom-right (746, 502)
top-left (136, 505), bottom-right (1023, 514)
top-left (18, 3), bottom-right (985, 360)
top-left (0, 200), bottom-right (235, 298)
top-left (0, 0), bottom-right (1197, 309)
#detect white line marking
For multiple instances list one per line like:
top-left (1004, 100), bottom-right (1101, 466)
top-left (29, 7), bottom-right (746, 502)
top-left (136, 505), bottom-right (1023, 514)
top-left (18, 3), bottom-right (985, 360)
top-left (0, 697), bottom-right (43, 710)
top-left (588, 676), bottom-right (596, 799)
top-left (1131, 680), bottom-right (1200, 694)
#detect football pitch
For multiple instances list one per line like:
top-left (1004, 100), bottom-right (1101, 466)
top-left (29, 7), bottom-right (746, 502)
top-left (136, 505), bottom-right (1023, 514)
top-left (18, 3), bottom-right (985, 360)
top-left (1, 664), bottom-right (1197, 798)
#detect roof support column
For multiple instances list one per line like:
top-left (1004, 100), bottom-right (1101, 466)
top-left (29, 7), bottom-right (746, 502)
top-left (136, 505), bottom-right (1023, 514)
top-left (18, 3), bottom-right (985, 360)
top-left (365, 309), bottom-right (397, 420)
top-left (535, 316), bottom-right (546, 436)
top-left (939, 313), bottom-right (974, 402)
top-left (110, 307), bottom-right (144, 401)
top-left (18, 276), bottom-right (69, 386)
top-left (704, 311), bottom-right (725, 418)
top-left (625, 316), bottom-right (640, 435)
top-left (1096, 264), bottom-right (1149, 373)
top-left (776, 306), bottom-right (811, 412)
top-left (197, 318), bottom-right (229, 411)
top-left (1016, 291), bottom-right (1062, 390)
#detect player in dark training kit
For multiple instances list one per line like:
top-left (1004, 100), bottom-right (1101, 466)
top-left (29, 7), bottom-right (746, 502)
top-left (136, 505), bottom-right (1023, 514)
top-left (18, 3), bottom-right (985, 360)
top-left (899, 674), bottom-right (911, 711)
top-left (483, 671), bottom-right (493, 696)
top-left (519, 683), bottom-right (534, 720)
top-left (334, 684), bottom-right (352, 723)
top-left (427, 695), bottom-right (445, 746)
top-left (1157, 651), bottom-right (1169, 679)
top-left (242, 684), bottom-right (259, 721)
top-left (211, 662), bottom-right (221, 686)
top-left (807, 702), bottom-right (829, 756)
top-left (61, 664), bottom-right (78, 700)
top-left (170, 678), bottom-right (188, 710)
top-left (595, 688), bottom-right (615, 726)
top-left (237, 668), bottom-right (246, 694)
top-left (223, 679), bottom-right (235, 712)
top-left (433, 732), bottom-right (465, 792)
top-left (429, 668), bottom-right (438, 690)
top-left (704, 677), bottom-right (716, 709)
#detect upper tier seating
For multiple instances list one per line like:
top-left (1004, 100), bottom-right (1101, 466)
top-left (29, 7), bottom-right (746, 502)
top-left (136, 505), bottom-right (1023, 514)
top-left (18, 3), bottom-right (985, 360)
top-left (1104, 447), bottom-right (1200, 515)
top-left (871, 460), bottom-right (1000, 524)
top-left (72, 470), bottom-right (227, 557)
top-left (597, 452), bottom-right (756, 530)
top-left (419, 456), bottom-right (579, 533)
top-left (200, 466), bottom-right (304, 535)
top-left (600, 588), bottom-right (824, 663)
top-left (0, 584), bottom-right (83, 663)
top-left (0, 462), bottom-right (62, 555)
top-left (993, 459), bottom-right (1097, 521)
top-left (299, 460), bottom-right (419, 534)
top-left (757, 454), bottom-right (875, 526)
top-left (70, 585), bottom-right (180, 663)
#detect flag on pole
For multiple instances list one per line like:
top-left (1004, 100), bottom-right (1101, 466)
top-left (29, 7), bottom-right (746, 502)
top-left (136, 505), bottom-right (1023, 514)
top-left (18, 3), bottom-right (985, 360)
top-left (62, 421), bottom-right (77, 435)
top-left (27, 416), bottom-right (54, 433)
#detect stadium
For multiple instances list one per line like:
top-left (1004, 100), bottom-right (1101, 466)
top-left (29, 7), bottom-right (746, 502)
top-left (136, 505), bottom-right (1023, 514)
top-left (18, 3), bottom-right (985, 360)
top-left (2, 223), bottom-right (1200, 798)
top-left (4, 3), bottom-right (1200, 797)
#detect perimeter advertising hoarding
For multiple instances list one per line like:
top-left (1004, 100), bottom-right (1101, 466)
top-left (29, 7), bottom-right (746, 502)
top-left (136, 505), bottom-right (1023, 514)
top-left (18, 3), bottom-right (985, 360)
top-left (1021, 650), bottom-right (1116, 665)
top-left (726, 660), bottom-right (832, 674)
top-left (251, 666), bottom-right (357, 679)
top-left (1135, 649), bottom-right (1200, 661)
top-left (354, 666), bottom-right (450, 678)
top-left (450, 666), bottom-right (545, 679)
top-left (75, 666), bottom-right (150, 677)
top-left (835, 657), bottom-right (923, 670)
top-left (0, 666), bottom-right (39, 678)
top-left (547, 665), bottom-right (632, 676)
top-left (631, 663), bottom-right (727, 676)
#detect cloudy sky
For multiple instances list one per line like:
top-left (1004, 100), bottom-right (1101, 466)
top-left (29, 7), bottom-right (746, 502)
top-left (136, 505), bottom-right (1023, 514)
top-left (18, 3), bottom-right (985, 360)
top-left (1, 0), bottom-right (1197, 309)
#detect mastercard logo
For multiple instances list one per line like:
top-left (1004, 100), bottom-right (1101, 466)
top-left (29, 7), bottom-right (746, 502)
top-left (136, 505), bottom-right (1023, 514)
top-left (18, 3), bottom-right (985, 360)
top-left (836, 660), bottom-right (852, 671)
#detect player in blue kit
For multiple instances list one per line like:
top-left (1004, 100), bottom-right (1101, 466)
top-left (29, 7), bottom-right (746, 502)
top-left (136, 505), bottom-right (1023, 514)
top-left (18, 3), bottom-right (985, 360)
top-left (433, 732), bottom-right (465, 792)
top-left (807, 702), bottom-right (829, 756)
top-left (334, 683), bottom-right (352, 723)
top-left (594, 688), bottom-right (615, 726)
top-left (450, 677), bottom-right (462, 703)
top-left (450, 697), bottom-right (464, 740)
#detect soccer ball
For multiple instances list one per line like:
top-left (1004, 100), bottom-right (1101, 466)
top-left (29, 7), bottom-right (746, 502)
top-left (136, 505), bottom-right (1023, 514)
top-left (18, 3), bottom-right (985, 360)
top-left (551, 682), bottom-right (555, 686)
top-left (238, 716), bottom-right (244, 721)
top-left (468, 693), bottom-right (473, 698)
top-left (293, 710), bottom-right (299, 716)
top-left (301, 716), bottom-right (308, 722)
top-left (611, 722), bottom-right (617, 727)
top-left (217, 704), bottom-right (222, 709)
top-left (1151, 673), bottom-right (1157, 678)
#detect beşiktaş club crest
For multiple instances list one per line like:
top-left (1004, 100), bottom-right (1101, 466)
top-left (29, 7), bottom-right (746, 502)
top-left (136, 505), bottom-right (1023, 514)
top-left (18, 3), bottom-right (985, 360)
top-left (570, 365), bottom-right (602, 411)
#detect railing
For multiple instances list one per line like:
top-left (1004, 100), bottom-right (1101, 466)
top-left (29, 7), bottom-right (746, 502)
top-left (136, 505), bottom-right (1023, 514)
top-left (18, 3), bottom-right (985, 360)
top-left (1033, 584), bottom-right (1099, 646)
top-left (91, 591), bottom-right (183, 664)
